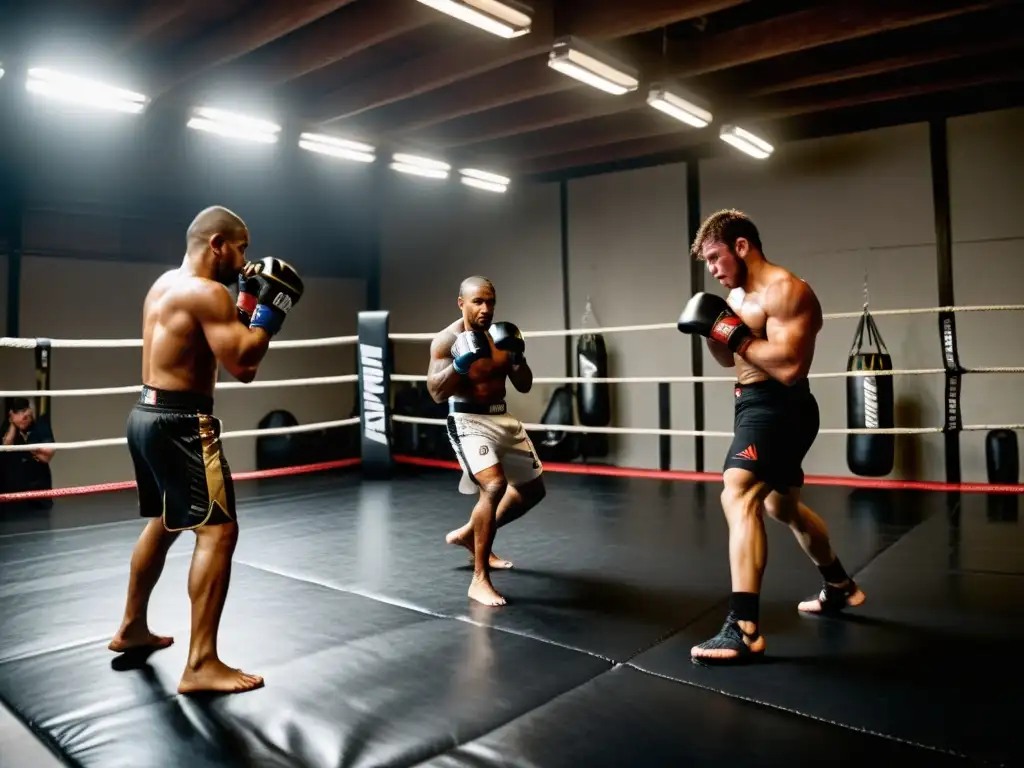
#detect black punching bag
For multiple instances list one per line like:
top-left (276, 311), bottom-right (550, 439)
top-left (846, 308), bottom-right (895, 477)
top-left (577, 332), bottom-right (610, 427)
top-left (986, 430), bottom-right (1019, 484)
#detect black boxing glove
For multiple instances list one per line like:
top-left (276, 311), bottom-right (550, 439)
top-left (236, 272), bottom-right (258, 324)
top-left (452, 330), bottom-right (490, 374)
top-left (247, 257), bottom-right (304, 336)
top-left (489, 321), bottom-right (525, 365)
top-left (677, 292), bottom-right (753, 352)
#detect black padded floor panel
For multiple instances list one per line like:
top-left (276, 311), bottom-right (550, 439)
top-left (0, 468), bottom-right (1018, 766)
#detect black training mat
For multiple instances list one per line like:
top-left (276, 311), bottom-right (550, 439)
top-left (1, 467), bottom-right (1020, 766)
top-left (423, 664), bottom-right (969, 768)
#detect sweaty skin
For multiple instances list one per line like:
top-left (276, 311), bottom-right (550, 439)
top-left (705, 264), bottom-right (823, 387)
top-left (109, 205), bottom-right (271, 694)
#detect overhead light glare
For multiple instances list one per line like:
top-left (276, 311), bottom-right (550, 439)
top-left (187, 107), bottom-right (281, 144)
top-left (415, 0), bottom-right (532, 39)
top-left (719, 124), bottom-right (774, 159)
top-left (547, 36), bottom-right (638, 95)
top-left (393, 152), bottom-right (450, 172)
top-left (25, 67), bottom-right (148, 114)
top-left (299, 132), bottom-right (375, 163)
top-left (647, 84), bottom-right (713, 128)
top-left (390, 162), bottom-right (449, 180)
top-left (461, 177), bottom-right (508, 194)
top-left (460, 168), bottom-right (510, 185)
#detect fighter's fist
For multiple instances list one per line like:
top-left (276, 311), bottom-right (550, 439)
top-left (246, 257), bottom-right (304, 336)
top-left (677, 292), bottom-right (752, 352)
top-left (490, 322), bottom-right (525, 365)
top-left (236, 272), bottom-right (258, 324)
top-left (452, 330), bottom-right (490, 374)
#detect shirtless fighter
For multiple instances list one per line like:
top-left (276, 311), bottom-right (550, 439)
top-left (677, 209), bottom-right (865, 664)
top-left (427, 276), bottom-right (546, 607)
top-left (108, 205), bottom-right (304, 693)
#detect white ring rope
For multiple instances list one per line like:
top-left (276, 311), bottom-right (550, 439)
top-left (0, 417), bottom-right (361, 453)
top-left (0, 335), bottom-right (358, 350)
top-left (0, 374), bottom-right (358, 399)
top-left (391, 414), bottom-right (1024, 437)
top-left (388, 304), bottom-right (1024, 342)
top-left (392, 366), bottom-right (1024, 386)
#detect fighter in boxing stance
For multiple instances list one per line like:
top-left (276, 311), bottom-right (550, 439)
top-left (427, 276), bottom-right (547, 606)
top-left (677, 209), bottom-right (865, 664)
top-left (108, 205), bottom-right (304, 693)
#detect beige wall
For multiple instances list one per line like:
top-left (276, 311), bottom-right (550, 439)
top-left (380, 179), bottom-right (564, 423)
top-left (567, 162), bottom-right (694, 470)
top-left (10, 256), bottom-right (363, 488)
top-left (948, 107), bottom-right (1024, 482)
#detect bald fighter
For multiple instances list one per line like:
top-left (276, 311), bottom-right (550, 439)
top-left (108, 205), bottom-right (304, 693)
top-left (427, 276), bottom-right (546, 606)
top-left (677, 209), bottom-right (865, 664)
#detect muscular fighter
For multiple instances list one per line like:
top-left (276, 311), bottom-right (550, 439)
top-left (427, 276), bottom-right (547, 606)
top-left (677, 209), bottom-right (865, 664)
top-left (108, 205), bottom-right (304, 693)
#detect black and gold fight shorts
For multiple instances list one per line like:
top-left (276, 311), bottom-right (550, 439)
top-left (126, 385), bottom-right (235, 532)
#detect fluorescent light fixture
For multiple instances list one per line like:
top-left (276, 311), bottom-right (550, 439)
top-left (187, 106), bottom-right (281, 144)
top-left (647, 84), bottom-right (712, 128)
top-left (719, 124), bottom-right (774, 159)
top-left (391, 152), bottom-right (450, 179)
top-left (299, 132), bottom-right (375, 163)
top-left (415, 0), bottom-right (532, 38)
top-left (460, 168), bottom-right (509, 193)
top-left (548, 36), bottom-right (638, 95)
top-left (25, 67), bottom-right (148, 114)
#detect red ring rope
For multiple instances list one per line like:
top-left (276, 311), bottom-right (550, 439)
top-left (0, 458), bottom-right (361, 503)
top-left (2, 454), bottom-right (1021, 503)
top-left (393, 455), bottom-right (1024, 494)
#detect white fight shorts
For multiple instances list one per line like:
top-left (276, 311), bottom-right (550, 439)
top-left (446, 403), bottom-right (543, 494)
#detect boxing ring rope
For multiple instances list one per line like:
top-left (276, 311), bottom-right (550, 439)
top-left (2, 302), bottom-right (1023, 502)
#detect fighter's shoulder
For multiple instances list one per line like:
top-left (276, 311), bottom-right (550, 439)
top-left (763, 272), bottom-right (818, 317)
top-left (158, 273), bottom-right (230, 314)
top-left (430, 321), bottom-right (461, 356)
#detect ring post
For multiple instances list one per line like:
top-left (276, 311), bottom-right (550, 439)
top-left (357, 310), bottom-right (393, 479)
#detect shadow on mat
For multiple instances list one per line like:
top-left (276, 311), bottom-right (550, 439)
top-left (478, 567), bottom-right (711, 622)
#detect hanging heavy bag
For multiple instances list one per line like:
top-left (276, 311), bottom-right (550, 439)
top-left (846, 307), bottom-right (895, 476)
top-left (986, 429), bottom-right (1019, 485)
top-left (577, 332), bottom-right (611, 427)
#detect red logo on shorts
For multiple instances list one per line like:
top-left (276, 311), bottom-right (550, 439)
top-left (734, 444), bottom-right (758, 460)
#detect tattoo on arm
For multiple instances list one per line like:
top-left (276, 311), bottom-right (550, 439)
top-left (427, 331), bottom-right (461, 403)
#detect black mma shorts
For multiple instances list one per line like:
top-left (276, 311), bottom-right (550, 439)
top-left (722, 378), bottom-right (819, 493)
top-left (126, 386), bottom-right (235, 532)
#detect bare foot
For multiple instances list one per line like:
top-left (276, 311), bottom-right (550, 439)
top-left (446, 526), bottom-right (513, 569)
top-left (798, 584), bottom-right (867, 614)
top-left (109, 623), bottom-right (174, 653)
top-left (468, 576), bottom-right (506, 607)
top-left (178, 658), bottom-right (264, 695)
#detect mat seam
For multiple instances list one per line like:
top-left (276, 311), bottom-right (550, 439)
top-left (627, 664), bottom-right (990, 764)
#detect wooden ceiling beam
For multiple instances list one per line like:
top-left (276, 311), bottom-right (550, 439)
top-left (153, 0), bottom-right (359, 98)
top-left (253, 0), bottom-right (437, 86)
top-left (516, 64), bottom-right (1024, 175)
top-left (310, 0), bottom-right (746, 124)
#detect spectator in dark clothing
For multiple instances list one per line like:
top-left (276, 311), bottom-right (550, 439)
top-left (2, 398), bottom-right (55, 509)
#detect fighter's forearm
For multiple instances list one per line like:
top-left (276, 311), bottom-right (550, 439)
top-left (737, 338), bottom-right (806, 385)
top-left (706, 338), bottom-right (736, 368)
top-left (428, 364), bottom-right (463, 403)
top-left (509, 361), bottom-right (532, 393)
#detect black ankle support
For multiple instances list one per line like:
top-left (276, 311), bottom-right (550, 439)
top-left (818, 557), bottom-right (849, 585)
top-left (729, 592), bottom-right (760, 625)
